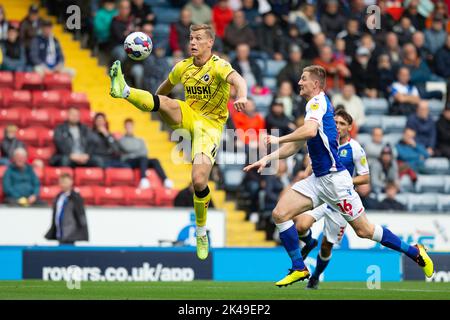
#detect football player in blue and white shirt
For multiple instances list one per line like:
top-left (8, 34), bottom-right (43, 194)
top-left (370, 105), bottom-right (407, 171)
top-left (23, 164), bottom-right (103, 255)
top-left (294, 108), bottom-right (370, 289)
top-left (244, 65), bottom-right (433, 287)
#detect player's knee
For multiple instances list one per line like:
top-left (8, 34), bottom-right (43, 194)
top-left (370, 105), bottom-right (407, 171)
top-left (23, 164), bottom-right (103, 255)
top-left (355, 226), bottom-right (372, 239)
top-left (272, 207), bottom-right (285, 223)
top-left (192, 173), bottom-right (208, 191)
top-left (296, 219), bottom-right (310, 234)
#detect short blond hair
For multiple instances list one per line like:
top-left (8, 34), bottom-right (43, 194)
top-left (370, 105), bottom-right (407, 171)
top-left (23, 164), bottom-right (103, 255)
top-left (303, 65), bottom-right (327, 88)
top-left (190, 24), bottom-right (215, 40)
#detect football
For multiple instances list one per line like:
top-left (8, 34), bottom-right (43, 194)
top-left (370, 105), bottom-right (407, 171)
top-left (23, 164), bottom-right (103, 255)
top-left (123, 32), bottom-right (153, 61)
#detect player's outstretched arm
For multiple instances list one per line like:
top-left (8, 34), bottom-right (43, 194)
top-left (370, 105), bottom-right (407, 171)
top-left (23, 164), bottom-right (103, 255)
top-left (155, 79), bottom-right (175, 96)
top-left (353, 174), bottom-right (370, 186)
top-left (266, 120), bottom-right (319, 145)
top-left (226, 71), bottom-right (248, 112)
top-left (243, 140), bottom-right (304, 174)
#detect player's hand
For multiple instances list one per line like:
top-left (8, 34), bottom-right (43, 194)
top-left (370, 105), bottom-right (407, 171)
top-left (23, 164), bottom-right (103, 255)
top-left (264, 135), bottom-right (279, 146)
top-left (233, 97), bottom-right (247, 112)
top-left (243, 158), bottom-right (268, 174)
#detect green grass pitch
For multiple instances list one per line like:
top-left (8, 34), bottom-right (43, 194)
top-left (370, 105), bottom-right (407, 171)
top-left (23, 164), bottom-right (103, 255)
top-left (0, 280), bottom-right (449, 300)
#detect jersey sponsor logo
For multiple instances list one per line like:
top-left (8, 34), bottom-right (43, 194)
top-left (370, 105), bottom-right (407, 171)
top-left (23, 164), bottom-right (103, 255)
top-left (340, 149), bottom-right (348, 157)
top-left (311, 103), bottom-right (319, 110)
top-left (186, 86), bottom-right (212, 95)
top-left (202, 74), bottom-right (210, 82)
top-left (360, 156), bottom-right (367, 166)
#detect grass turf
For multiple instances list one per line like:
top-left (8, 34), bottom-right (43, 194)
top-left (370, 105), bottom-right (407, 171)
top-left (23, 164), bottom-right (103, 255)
top-left (0, 280), bottom-right (449, 300)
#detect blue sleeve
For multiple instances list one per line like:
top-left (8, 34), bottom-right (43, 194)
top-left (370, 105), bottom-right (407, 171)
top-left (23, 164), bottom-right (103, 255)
top-left (30, 168), bottom-right (40, 196)
top-left (3, 168), bottom-right (20, 199)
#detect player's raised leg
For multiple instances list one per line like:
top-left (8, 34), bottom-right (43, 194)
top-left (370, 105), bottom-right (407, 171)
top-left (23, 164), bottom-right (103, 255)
top-left (307, 237), bottom-right (333, 289)
top-left (272, 188), bottom-right (313, 287)
top-left (109, 60), bottom-right (182, 126)
top-left (192, 153), bottom-right (213, 260)
top-left (348, 213), bottom-right (434, 278)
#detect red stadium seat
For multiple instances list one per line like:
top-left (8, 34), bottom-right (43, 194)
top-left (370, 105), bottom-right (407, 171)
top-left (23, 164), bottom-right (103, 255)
top-left (94, 186), bottom-right (126, 206)
top-left (74, 185), bottom-right (95, 205)
top-left (74, 167), bottom-right (104, 186)
top-left (43, 73), bottom-right (72, 91)
top-left (39, 185), bottom-right (61, 205)
top-left (14, 72), bottom-right (43, 90)
top-left (28, 146), bottom-right (55, 164)
top-left (28, 108), bottom-right (54, 128)
top-left (2, 89), bottom-right (32, 109)
top-left (60, 91), bottom-right (90, 110)
top-left (52, 109), bottom-right (93, 126)
top-left (0, 183), bottom-right (3, 202)
top-left (0, 107), bottom-right (31, 127)
top-left (33, 166), bottom-right (44, 183)
top-left (32, 90), bottom-right (62, 109)
top-left (44, 167), bottom-right (73, 186)
top-left (104, 168), bottom-right (135, 186)
top-left (0, 126), bottom-right (4, 141)
top-left (154, 188), bottom-right (178, 207)
top-left (125, 187), bottom-right (155, 206)
top-left (0, 71), bottom-right (14, 89)
top-left (135, 169), bottom-right (164, 188)
top-left (16, 126), bottom-right (53, 147)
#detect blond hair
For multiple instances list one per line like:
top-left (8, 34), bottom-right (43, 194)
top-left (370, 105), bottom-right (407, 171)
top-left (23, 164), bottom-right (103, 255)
top-left (303, 65), bottom-right (327, 88)
top-left (190, 24), bottom-right (215, 40)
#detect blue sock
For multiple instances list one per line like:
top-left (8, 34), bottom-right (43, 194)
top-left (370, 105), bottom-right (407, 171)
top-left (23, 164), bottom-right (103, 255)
top-left (312, 253), bottom-right (330, 279)
top-left (278, 222), bottom-right (306, 270)
top-left (299, 229), bottom-right (315, 247)
top-left (375, 226), bottom-right (419, 261)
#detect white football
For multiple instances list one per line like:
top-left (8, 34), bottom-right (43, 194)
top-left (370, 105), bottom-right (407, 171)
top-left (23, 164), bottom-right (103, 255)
top-left (124, 31), bottom-right (153, 61)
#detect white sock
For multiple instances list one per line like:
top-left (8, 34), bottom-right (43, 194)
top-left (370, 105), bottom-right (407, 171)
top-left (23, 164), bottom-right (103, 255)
top-left (197, 226), bottom-right (207, 237)
top-left (299, 229), bottom-right (311, 238)
top-left (122, 84), bottom-right (130, 98)
top-left (275, 220), bottom-right (294, 233)
top-left (319, 251), bottom-right (332, 261)
top-left (372, 224), bottom-right (383, 242)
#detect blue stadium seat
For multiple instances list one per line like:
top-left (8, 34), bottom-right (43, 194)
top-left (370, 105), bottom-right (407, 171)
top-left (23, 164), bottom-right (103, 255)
top-left (252, 94), bottom-right (272, 110)
top-left (263, 77), bottom-right (277, 91)
top-left (445, 176), bottom-right (450, 193)
top-left (264, 60), bottom-right (286, 77)
top-left (437, 195), bottom-right (450, 212)
top-left (255, 59), bottom-right (266, 73)
top-left (415, 174), bottom-right (446, 193)
top-left (217, 152), bottom-right (246, 169)
top-left (428, 99), bottom-right (445, 117)
top-left (383, 133), bottom-right (402, 147)
top-left (423, 157), bottom-right (450, 175)
top-left (356, 133), bottom-right (371, 148)
top-left (362, 97), bottom-right (389, 115)
top-left (382, 115), bottom-right (407, 134)
top-left (408, 193), bottom-right (438, 212)
top-left (395, 193), bottom-right (411, 206)
top-left (153, 7), bottom-right (180, 24)
top-left (223, 167), bottom-right (245, 192)
top-left (399, 175), bottom-right (414, 193)
top-left (154, 23), bottom-right (170, 38)
top-left (359, 115), bottom-right (382, 133)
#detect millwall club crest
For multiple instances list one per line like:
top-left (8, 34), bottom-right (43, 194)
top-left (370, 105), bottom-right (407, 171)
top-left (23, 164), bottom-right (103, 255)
top-left (340, 149), bottom-right (348, 157)
top-left (202, 74), bottom-right (210, 82)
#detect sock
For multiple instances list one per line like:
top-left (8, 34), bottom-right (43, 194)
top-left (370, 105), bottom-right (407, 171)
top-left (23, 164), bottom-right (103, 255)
top-left (127, 88), bottom-right (160, 112)
top-left (299, 229), bottom-right (315, 247)
top-left (312, 252), bottom-right (331, 279)
top-left (196, 226), bottom-right (207, 237)
top-left (277, 221), bottom-right (306, 270)
top-left (372, 225), bottom-right (419, 261)
top-left (194, 186), bottom-right (211, 234)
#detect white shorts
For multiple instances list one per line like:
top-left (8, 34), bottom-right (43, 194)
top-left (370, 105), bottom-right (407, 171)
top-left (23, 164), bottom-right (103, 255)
top-left (291, 170), bottom-right (364, 222)
top-left (305, 203), bottom-right (347, 244)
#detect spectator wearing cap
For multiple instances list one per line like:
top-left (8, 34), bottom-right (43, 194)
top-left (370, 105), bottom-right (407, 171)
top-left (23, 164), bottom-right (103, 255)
top-left (231, 43), bottom-right (264, 95)
top-left (320, 0), bottom-right (347, 40)
top-left (378, 181), bottom-right (406, 211)
top-left (19, 4), bottom-right (44, 60)
top-left (435, 106), bottom-right (450, 159)
top-left (424, 15), bottom-right (447, 55)
top-left (45, 173), bottom-right (89, 244)
top-left (183, 0), bottom-right (212, 25)
top-left (277, 45), bottom-right (310, 95)
top-left (313, 44), bottom-right (351, 92)
top-left (0, 5), bottom-right (9, 41)
top-left (223, 10), bottom-right (257, 52)
top-left (0, 124), bottom-right (25, 166)
top-left (370, 144), bottom-right (399, 194)
top-left (332, 83), bottom-right (365, 135)
top-left (406, 100), bottom-right (436, 155)
top-left (1, 22), bottom-right (26, 71)
top-left (389, 66), bottom-right (420, 115)
top-left (29, 20), bottom-right (75, 77)
top-left (396, 127), bottom-right (429, 175)
top-left (350, 46), bottom-right (378, 98)
top-left (3, 148), bottom-right (41, 206)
